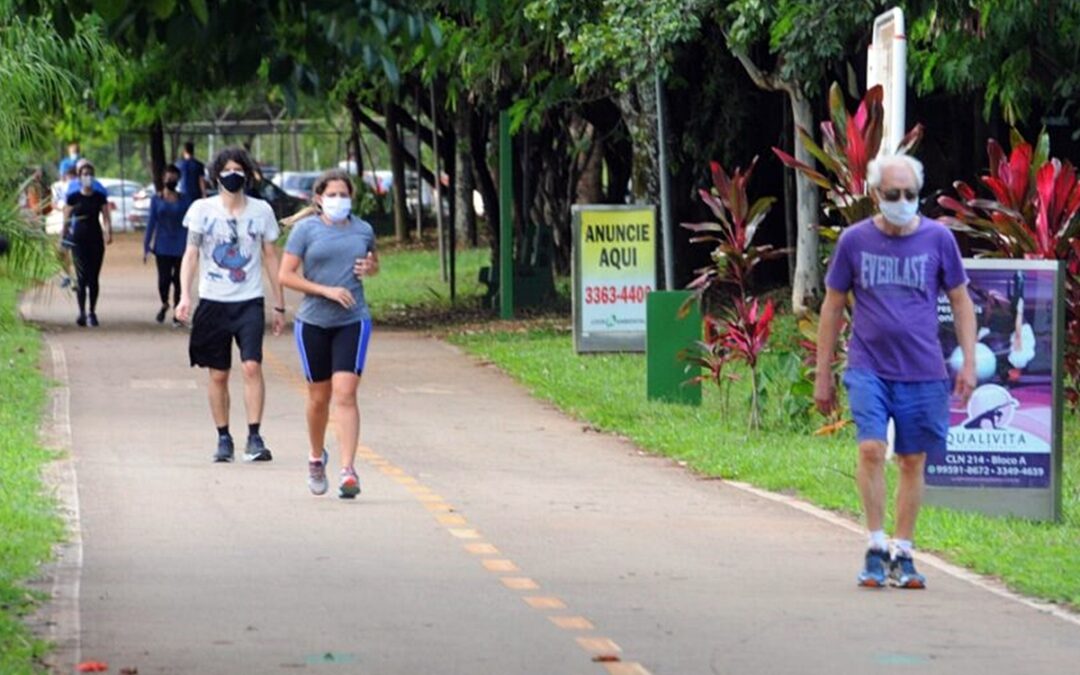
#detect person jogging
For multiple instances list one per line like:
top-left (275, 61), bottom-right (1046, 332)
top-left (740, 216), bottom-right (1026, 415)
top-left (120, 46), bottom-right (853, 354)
top-left (144, 164), bottom-right (190, 326)
top-left (62, 160), bottom-right (112, 326)
top-left (278, 169), bottom-right (378, 498)
top-left (175, 146), bottom-right (286, 463)
top-left (815, 154), bottom-right (977, 589)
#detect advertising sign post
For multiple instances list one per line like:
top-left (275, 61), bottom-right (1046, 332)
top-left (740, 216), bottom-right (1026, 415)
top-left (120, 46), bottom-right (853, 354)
top-left (572, 205), bottom-right (657, 353)
top-left (929, 259), bottom-right (1064, 521)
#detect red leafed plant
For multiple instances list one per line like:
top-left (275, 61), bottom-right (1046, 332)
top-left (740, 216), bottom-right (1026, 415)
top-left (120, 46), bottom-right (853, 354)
top-left (773, 82), bottom-right (923, 229)
top-left (938, 129), bottom-right (1080, 404)
top-left (682, 156), bottom-right (784, 300)
top-left (681, 158), bottom-right (784, 430)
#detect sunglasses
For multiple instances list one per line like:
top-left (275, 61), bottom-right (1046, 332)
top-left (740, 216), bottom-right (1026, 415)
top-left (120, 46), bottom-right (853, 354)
top-left (880, 188), bottom-right (918, 202)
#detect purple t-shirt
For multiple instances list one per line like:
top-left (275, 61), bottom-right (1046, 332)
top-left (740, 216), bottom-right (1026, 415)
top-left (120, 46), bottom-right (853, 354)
top-left (825, 216), bottom-right (968, 381)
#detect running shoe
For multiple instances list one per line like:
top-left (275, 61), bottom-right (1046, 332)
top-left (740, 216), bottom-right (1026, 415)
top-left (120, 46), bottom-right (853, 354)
top-left (857, 548), bottom-right (889, 588)
top-left (87, 313), bottom-right (99, 327)
top-left (308, 450), bottom-right (329, 496)
top-left (172, 317), bottom-right (184, 329)
top-left (213, 436), bottom-right (235, 463)
top-left (76, 314), bottom-right (87, 327)
top-left (156, 305), bottom-right (167, 323)
top-left (338, 466), bottom-right (361, 499)
top-left (243, 434), bottom-right (273, 462)
top-left (888, 552), bottom-right (927, 589)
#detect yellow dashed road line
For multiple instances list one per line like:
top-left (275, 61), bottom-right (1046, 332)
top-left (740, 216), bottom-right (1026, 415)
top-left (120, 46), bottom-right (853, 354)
top-left (264, 347), bottom-right (651, 673)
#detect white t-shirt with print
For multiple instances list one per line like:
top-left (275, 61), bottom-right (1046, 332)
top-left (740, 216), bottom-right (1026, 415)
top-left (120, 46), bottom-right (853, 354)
top-left (183, 195), bottom-right (280, 302)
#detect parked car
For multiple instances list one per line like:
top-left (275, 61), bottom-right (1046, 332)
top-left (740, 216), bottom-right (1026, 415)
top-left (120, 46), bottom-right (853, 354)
top-left (133, 182), bottom-right (155, 212)
top-left (273, 171), bottom-right (320, 201)
top-left (360, 170), bottom-right (394, 196)
top-left (99, 178), bottom-right (149, 231)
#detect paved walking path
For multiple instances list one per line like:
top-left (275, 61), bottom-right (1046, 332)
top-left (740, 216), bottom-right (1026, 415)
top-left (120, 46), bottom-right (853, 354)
top-left (22, 235), bottom-right (1080, 674)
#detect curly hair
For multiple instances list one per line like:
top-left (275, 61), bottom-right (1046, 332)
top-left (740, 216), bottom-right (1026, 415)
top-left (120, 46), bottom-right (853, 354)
top-left (209, 146), bottom-right (256, 189)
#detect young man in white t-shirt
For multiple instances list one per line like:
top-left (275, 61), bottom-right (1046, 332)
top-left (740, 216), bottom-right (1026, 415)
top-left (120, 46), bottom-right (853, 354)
top-left (176, 147), bottom-right (286, 463)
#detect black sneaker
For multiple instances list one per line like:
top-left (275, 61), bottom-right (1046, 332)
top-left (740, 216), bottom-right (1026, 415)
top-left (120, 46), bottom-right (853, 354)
top-left (889, 552), bottom-right (927, 589)
top-left (243, 434), bottom-right (273, 462)
top-left (87, 313), bottom-right (99, 327)
top-left (213, 436), bottom-right (235, 463)
top-left (76, 314), bottom-right (87, 327)
top-left (857, 548), bottom-right (889, 588)
top-left (156, 305), bottom-right (167, 323)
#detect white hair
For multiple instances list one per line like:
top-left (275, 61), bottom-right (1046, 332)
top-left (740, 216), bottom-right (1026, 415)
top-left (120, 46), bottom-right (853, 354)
top-left (867, 154), bottom-right (924, 191)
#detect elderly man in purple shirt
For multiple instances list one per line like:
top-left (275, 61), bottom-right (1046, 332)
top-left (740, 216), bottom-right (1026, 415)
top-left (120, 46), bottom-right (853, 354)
top-left (815, 154), bottom-right (977, 589)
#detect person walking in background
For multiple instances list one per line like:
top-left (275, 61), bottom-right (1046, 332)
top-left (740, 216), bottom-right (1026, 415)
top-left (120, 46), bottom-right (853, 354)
top-left (58, 141), bottom-right (81, 177)
top-left (279, 169), bottom-right (379, 499)
top-left (175, 146), bottom-right (285, 464)
top-left (62, 160), bottom-right (112, 327)
top-left (815, 154), bottom-right (977, 590)
top-left (144, 164), bottom-right (190, 327)
top-left (177, 141), bottom-right (207, 199)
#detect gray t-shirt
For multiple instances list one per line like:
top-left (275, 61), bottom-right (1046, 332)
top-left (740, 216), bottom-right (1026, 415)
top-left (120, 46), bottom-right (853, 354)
top-left (284, 214), bottom-right (376, 327)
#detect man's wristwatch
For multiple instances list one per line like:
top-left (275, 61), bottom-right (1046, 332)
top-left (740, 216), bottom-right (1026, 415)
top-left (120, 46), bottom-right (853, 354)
top-left (273, 306), bottom-right (286, 313)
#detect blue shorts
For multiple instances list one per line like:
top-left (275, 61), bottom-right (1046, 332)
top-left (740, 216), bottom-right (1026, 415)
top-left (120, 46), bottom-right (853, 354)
top-left (294, 318), bottom-right (372, 383)
top-left (841, 368), bottom-right (950, 455)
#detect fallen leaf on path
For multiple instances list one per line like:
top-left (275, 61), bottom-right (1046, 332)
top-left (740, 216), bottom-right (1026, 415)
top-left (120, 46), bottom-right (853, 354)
top-left (77, 662), bottom-right (108, 672)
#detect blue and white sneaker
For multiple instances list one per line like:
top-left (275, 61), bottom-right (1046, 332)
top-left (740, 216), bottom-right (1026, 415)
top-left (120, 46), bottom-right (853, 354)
top-left (889, 552), bottom-right (927, 589)
top-left (308, 450), bottom-right (329, 496)
top-left (243, 434), bottom-right (273, 462)
top-left (213, 436), bottom-right (234, 463)
top-left (857, 548), bottom-right (889, 588)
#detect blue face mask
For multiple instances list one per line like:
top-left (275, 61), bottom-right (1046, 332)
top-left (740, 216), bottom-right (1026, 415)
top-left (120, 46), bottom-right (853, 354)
top-left (879, 197), bottom-right (918, 226)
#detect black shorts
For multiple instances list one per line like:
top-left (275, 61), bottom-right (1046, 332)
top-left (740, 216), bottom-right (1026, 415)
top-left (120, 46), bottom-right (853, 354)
top-left (189, 298), bottom-right (265, 370)
top-left (293, 318), bottom-right (372, 383)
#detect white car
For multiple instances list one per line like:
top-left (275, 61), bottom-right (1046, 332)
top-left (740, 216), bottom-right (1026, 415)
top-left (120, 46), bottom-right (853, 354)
top-left (100, 178), bottom-right (149, 231)
top-left (273, 171), bottom-right (320, 201)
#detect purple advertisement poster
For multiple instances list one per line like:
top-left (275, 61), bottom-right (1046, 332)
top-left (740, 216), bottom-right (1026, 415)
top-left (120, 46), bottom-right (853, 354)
top-left (932, 265), bottom-right (1057, 489)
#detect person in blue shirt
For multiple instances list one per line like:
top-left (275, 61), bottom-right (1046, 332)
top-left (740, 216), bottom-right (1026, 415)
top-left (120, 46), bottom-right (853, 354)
top-left (176, 141), bottom-right (207, 199)
top-left (58, 141), bottom-right (81, 177)
top-left (144, 164), bottom-right (191, 326)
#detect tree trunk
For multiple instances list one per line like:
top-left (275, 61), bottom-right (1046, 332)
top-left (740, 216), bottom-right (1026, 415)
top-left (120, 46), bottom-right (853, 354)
top-left (471, 108), bottom-right (500, 247)
top-left (290, 122), bottom-right (301, 171)
top-left (613, 81), bottom-right (660, 204)
top-left (454, 100), bottom-right (478, 246)
top-left (729, 50), bottom-right (822, 313)
top-left (149, 118), bottom-right (166, 191)
top-left (576, 125), bottom-right (604, 204)
top-left (385, 97), bottom-right (409, 243)
top-left (790, 91), bottom-right (821, 314)
top-left (345, 92), bottom-right (364, 177)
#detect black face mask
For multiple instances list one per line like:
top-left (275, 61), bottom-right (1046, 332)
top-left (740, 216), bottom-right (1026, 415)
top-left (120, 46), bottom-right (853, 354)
top-left (218, 172), bottom-right (245, 193)
top-left (164, 179), bottom-right (178, 191)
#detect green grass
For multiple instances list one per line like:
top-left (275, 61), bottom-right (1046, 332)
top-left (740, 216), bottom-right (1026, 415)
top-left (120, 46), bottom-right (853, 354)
top-left (446, 323), bottom-right (1080, 610)
top-left (365, 242), bottom-right (491, 325)
top-left (0, 274), bottom-right (64, 674)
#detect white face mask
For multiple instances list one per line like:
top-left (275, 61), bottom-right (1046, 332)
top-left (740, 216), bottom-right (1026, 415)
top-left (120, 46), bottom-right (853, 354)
top-left (321, 195), bottom-right (352, 222)
top-left (80, 175), bottom-right (94, 188)
top-left (879, 197), bottom-right (918, 226)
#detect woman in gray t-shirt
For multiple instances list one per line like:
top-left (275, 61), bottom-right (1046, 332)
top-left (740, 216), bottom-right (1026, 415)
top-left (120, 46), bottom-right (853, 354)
top-left (279, 169), bottom-right (379, 499)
